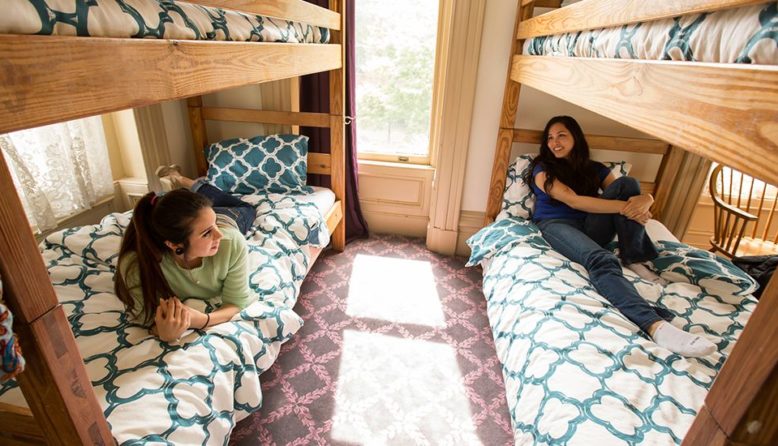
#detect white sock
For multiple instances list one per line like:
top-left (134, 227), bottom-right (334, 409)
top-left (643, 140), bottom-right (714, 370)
top-left (628, 262), bottom-right (668, 286)
top-left (159, 176), bottom-right (174, 193)
top-left (652, 322), bottom-right (716, 358)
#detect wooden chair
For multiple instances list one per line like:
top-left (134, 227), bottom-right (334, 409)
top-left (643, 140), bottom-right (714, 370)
top-left (709, 163), bottom-right (778, 258)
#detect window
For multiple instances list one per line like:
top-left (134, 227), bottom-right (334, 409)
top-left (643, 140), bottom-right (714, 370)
top-left (0, 117), bottom-right (114, 232)
top-left (356, 0), bottom-right (439, 164)
top-left (708, 165), bottom-right (778, 203)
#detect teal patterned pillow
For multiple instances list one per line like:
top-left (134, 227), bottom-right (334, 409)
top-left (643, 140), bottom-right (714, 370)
top-left (497, 154), bottom-right (536, 221)
top-left (652, 240), bottom-right (758, 296)
top-left (601, 160), bottom-right (632, 178)
top-left (466, 217), bottom-right (547, 266)
top-left (206, 134), bottom-right (314, 195)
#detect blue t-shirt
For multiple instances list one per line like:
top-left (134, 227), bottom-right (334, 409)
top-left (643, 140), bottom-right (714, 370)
top-left (531, 162), bottom-right (611, 222)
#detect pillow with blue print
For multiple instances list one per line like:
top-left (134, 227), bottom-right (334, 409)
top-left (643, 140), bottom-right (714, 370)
top-left (651, 240), bottom-right (758, 296)
top-left (601, 160), bottom-right (632, 179)
top-left (466, 216), bottom-right (547, 267)
top-left (497, 155), bottom-right (632, 221)
top-left (205, 134), bottom-right (314, 195)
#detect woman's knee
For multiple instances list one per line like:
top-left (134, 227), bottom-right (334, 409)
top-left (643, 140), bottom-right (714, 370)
top-left (584, 248), bottom-right (621, 272)
top-left (609, 176), bottom-right (641, 198)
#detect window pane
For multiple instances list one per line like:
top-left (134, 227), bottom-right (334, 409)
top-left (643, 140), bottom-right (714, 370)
top-left (356, 0), bottom-right (438, 158)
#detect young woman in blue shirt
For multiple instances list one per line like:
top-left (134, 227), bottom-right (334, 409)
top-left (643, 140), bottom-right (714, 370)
top-left (525, 116), bottom-right (716, 357)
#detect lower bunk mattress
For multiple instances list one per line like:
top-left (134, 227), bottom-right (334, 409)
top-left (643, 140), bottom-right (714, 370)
top-left (0, 189), bottom-right (334, 445)
top-left (467, 217), bottom-right (758, 445)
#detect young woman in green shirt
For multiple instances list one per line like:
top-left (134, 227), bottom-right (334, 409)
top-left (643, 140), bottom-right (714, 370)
top-left (114, 169), bottom-right (257, 342)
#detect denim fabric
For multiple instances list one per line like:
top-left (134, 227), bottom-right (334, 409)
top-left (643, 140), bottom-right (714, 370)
top-left (536, 177), bottom-right (670, 333)
top-left (584, 177), bottom-right (659, 264)
top-left (192, 180), bottom-right (256, 235)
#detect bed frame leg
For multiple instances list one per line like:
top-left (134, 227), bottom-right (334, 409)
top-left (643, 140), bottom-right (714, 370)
top-left (332, 219), bottom-right (345, 251)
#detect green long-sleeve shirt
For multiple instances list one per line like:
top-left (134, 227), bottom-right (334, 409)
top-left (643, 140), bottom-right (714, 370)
top-left (120, 226), bottom-right (252, 323)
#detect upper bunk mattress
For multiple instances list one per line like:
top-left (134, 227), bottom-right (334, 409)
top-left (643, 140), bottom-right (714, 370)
top-left (2, 0), bottom-right (330, 43)
top-left (523, 2), bottom-right (777, 64)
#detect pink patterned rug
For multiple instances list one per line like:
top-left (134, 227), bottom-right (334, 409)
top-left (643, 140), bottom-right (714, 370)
top-left (229, 234), bottom-right (513, 445)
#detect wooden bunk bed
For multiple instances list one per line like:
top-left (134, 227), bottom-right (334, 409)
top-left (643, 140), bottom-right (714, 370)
top-left (0, 0), bottom-right (347, 443)
top-left (482, 0), bottom-right (777, 444)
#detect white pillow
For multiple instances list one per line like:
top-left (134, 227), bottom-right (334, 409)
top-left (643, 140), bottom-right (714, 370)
top-left (496, 156), bottom-right (632, 221)
top-left (497, 154), bottom-right (535, 221)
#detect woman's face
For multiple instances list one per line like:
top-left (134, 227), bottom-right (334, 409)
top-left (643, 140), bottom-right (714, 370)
top-left (183, 207), bottom-right (223, 259)
top-left (546, 122), bottom-right (575, 159)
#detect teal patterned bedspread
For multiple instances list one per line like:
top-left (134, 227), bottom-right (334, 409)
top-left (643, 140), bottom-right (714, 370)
top-left (468, 218), bottom-right (756, 445)
top-left (2, 0), bottom-right (330, 43)
top-left (0, 193), bottom-right (329, 445)
top-left (524, 2), bottom-right (777, 65)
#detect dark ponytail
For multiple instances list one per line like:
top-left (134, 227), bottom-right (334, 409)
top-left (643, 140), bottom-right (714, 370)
top-left (114, 189), bottom-right (211, 325)
top-left (524, 115), bottom-right (603, 198)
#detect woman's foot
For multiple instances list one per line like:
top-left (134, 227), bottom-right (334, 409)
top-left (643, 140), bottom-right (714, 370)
top-left (649, 321), bottom-right (716, 357)
top-left (627, 262), bottom-right (669, 286)
top-left (155, 164), bottom-right (183, 192)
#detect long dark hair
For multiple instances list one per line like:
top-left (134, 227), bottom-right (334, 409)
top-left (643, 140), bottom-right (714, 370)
top-left (523, 115), bottom-right (603, 197)
top-left (114, 189), bottom-right (212, 325)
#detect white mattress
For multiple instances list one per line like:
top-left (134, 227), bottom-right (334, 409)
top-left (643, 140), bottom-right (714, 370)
top-left (299, 186), bottom-right (337, 215)
top-left (646, 219), bottom-right (679, 243)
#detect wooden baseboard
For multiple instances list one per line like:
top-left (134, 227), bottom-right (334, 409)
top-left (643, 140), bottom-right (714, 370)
top-left (456, 210), bottom-right (487, 257)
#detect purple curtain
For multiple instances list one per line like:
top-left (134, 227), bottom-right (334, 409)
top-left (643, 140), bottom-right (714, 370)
top-left (302, 0), bottom-right (368, 242)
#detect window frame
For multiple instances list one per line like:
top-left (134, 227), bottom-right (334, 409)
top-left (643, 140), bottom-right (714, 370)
top-left (355, 0), bottom-right (450, 166)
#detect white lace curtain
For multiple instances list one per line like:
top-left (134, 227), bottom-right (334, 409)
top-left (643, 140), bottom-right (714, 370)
top-left (0, 117), bottom-right (114, 232)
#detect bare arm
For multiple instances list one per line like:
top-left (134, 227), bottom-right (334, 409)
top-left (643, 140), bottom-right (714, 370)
top-left (186, 303), bottom-right (241, 330)
top-left (535, 171), bottom-right (626, 214)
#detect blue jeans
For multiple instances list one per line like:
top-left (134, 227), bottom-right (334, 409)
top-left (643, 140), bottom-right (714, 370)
top-left (536, 177), bottom-right (672, 333)
top-left (191, 179), bottom-right (256, 235)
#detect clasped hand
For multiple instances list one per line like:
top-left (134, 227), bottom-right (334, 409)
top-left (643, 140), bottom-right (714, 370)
top-left (154, 297), bottom-right (192, 342)
top-left (621, 194), bottom-right (653, 225)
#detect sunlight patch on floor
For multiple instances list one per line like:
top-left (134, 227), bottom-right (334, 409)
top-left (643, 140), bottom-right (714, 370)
top-left (331, 330), bottom-right (480, 444)
top-left (347, 254), bottom-right (445, 327)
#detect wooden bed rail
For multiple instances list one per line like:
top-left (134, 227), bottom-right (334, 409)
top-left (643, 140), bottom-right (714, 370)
top-left (511, 55), bottom-right (778, 187)
top-left (0, 36), bottom-right (341, 136)
top-left (512, 128), bottom-right (668, 154)
top-left (0, 402), bottom-right (44, 444)
top-left (517, 0), bottom-right (769, 39)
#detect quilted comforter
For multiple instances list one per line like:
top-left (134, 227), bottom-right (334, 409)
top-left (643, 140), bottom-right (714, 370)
top-left (468, 217), bottom-right (757, 445)
top-left (0, 193), bottom-right (329, 445)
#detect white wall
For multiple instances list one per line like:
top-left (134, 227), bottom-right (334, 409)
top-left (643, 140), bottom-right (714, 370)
top-left (159, 83), bottom-right (293, 179)
top-left (460, 3), bottom-right (657, 213)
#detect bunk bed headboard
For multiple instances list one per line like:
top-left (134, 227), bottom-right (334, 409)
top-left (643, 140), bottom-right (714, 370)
top-left (185, 92), bottom-right (347, 240)
top-left (186, 96), bottom-right (337, 180)
top-left (485, 128), bottom-right (682, 223)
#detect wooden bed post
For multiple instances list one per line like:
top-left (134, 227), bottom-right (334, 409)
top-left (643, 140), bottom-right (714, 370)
top-left (484, 0), bottom-right (534, 224)
top-left (188, 96), bottom-right (209, 177)
top-left (0, 153), bottom-right (113, 444)
top-left (683, 273), bottom-right (778, 445)
top-left (651, 144), bottom-right (683, 221)
top-left (329, 0), bottom-right (346, 251)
